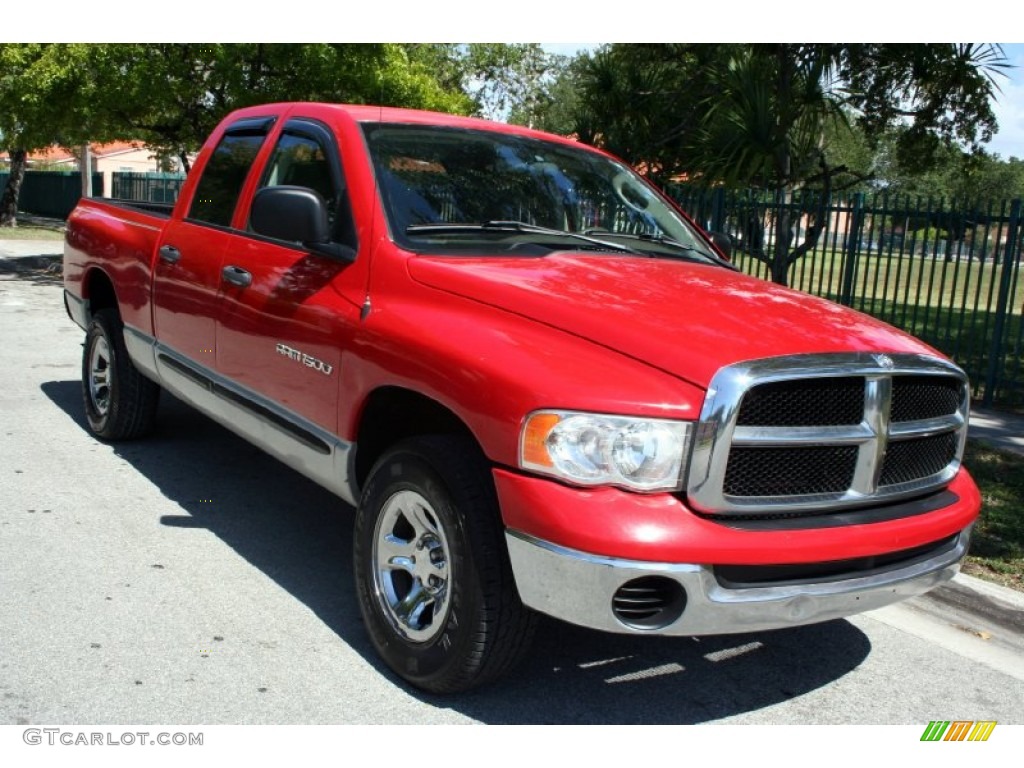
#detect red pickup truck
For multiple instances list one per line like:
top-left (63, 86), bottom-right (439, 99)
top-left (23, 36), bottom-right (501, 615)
top-left (63, 102), bottom-right (980, 693)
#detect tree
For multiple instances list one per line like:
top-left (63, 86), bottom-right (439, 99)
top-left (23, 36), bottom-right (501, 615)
top-left (568, 44), bottom-right (724, 184)
top-left (85, 44), bottom-right (473, 173)
top-left (0, 44), bottom-right (473, 224)
top-left (511, 53), bottom-right (585, 137)
top-left (568, 43), bottom-right (1009, 285)
top-left (872, 136), bottom-right (1024, 203)
top-left (0, 44), bottom-right (97, 226)
top-left (404, 43), bottom-right (558, 124)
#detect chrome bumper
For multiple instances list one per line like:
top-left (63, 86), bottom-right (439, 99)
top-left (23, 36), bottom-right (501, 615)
top-left (505, 528), bottom-right (969, 636)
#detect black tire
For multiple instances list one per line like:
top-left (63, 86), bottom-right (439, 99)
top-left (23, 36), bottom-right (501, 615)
top-left (82, 308), bottom-right (160, 440)
top-left (354, 435), bottom-right (537, 693)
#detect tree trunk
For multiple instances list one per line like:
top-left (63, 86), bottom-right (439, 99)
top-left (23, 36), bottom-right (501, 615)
top-left (771, 185), bottom-right (794, 286)
top-left (179, 151), bottom-right (191, 175)
top-left (80, 145), bottom-right (93, 198)
top-left (770, 46), bottom-right (795, 287)
top-left (0, 148), bottom-right (27, 227)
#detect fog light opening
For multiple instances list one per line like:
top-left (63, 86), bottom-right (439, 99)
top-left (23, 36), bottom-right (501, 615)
top-left (612, 576), bottom-right (687, 630)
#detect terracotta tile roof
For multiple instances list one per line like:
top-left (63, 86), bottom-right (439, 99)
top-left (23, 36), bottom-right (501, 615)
top-left (2, 141), bottom-right (147, 164)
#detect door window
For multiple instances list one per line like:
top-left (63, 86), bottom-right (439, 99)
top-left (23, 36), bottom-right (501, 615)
top-left (188, 129), bottom-right (268, 227)
top-left (257, 127), bottom-right (356, 249)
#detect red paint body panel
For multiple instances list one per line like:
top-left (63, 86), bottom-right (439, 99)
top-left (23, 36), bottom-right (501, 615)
top-left (341, 251), bottom-right (705, 465)
top-left (62, 101), bottom-right (980, 581)
top-left (216, 237), bottom-right (360, 431)
top-left (151, 219), bottom-right (230, 362)
top-left (493, 467), bottom-right (980, 564)
top-left (408, 255), bottom-right (939, 390)
top-left (64, 202), bottom-right (163, 335)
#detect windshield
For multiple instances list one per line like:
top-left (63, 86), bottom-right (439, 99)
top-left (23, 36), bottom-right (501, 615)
top-left (362, 123), bottom-right (716, 261)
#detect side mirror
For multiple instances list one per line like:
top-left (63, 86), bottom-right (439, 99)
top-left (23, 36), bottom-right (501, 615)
top-left (709, 231), bottom-right (733, 259)
top-left (251, 186), bottom-right (331, 245)
top-left (250, 186), bottom-right (355, 262)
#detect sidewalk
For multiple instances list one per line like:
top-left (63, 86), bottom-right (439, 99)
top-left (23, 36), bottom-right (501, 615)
top-left (970, 406), bottom-right (1024, 456)
top-left (0, 239), bottom-right (63, 281)
top-left (0, 238), bottom-right (63, 259)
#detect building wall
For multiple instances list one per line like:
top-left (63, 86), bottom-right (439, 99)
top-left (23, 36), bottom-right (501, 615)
top-left (93, 148), bottom-right (165, 197)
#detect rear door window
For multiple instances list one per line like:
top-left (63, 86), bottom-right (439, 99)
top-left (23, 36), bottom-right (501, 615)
top-left (188, 122), bottom-right (271, 227)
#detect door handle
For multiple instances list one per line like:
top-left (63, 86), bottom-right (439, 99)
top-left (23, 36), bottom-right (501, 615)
top-left (158, 244), bottom-right (181, 264)
top-left (221, 265), bottom-right (252, 288)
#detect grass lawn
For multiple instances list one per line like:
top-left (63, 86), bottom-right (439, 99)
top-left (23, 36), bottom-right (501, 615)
top-left (0, 225), bottom-right (65, 241)
top-left (962, 440), bottom-right (1024, 591)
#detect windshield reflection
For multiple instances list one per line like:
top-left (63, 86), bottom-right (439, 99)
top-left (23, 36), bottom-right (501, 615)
top-left (363, 123), bottom-right (710, 258)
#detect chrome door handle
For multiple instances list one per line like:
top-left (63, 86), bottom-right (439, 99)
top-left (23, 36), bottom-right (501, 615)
top-left (221, 265), bottom-right (252, 288)
top-left (158, 244), bottom-right (181, 264)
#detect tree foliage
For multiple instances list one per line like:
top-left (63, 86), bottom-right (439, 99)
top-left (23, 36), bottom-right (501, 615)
top-left (0, 43), bottom-right (473, 224)
top-left (404, 43), bottom-right (560, 125)
top-left (565, 43), bottom-right (1010, 284)
top-left (83, 44), bottom-right (473, 172)
top-left (0, 44), bottom-right (100, 225)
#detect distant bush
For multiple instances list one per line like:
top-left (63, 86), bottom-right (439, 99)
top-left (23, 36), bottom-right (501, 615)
top-left (909, 226), bottom-right (950, 243)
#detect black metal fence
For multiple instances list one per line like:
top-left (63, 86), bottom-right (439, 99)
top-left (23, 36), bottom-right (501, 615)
top-left (668, 185), bottom-right (1024, 409)
top-left (110, 172), bottom-right (186, 203)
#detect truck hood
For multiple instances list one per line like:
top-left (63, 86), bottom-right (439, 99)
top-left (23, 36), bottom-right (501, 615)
top-left (407, 254), bottom-right (938, 389)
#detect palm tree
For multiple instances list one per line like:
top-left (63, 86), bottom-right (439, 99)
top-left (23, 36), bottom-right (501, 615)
top-left (689, 44), bottom-right (1008, 286)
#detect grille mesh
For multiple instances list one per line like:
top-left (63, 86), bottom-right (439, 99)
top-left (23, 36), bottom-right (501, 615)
top-left (880, 433), bottom-right (959, 486)
top-left (736, 377), bottom-right (864, 427)
top-left (891, 376), bottom-right (963, 422)
top-left (724, 446), bottom-right (858, 497)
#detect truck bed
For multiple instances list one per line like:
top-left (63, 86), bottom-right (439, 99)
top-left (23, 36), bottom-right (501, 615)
top-left (63, 198), bottom-right (169, 336)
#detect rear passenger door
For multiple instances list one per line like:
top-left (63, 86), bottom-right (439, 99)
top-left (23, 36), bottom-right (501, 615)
top-left (215, 118), bottom-right (363, 434)
top-left (152, 117), bottom-right (273, 373)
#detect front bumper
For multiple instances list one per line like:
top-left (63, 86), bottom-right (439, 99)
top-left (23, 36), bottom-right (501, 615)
top-left (506, 527), bottom-right (969, 635)
top-left (494, 465), bottom-right (979, 636)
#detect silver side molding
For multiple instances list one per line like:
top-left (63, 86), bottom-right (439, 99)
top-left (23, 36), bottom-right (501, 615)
top-left (122, 326), bottom-right (358, 506)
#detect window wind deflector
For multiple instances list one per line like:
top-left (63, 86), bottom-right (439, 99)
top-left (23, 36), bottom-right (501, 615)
top-left (225, 116), bottom-right (277, 135)
top-left (406, 220), bottom-right (637, 254)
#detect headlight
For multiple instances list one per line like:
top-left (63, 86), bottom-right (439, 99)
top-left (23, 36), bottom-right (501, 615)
top-left (519, 410), bottom-right (692, 492)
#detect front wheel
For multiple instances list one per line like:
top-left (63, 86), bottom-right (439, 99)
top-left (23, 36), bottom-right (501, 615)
top-left (353, 435), bottom-right (536, 693)
top-left (82, 308), bottom-right (160, 440)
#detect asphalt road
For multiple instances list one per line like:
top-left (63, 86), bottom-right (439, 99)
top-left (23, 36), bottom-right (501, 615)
top-left (1, 245), bottom-right (1023, 726)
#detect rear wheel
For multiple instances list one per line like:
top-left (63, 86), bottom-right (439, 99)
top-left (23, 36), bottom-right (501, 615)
top-left (354, 435), bottom-right (536, 693)
top-left (82, 309), bottom-right (160, 440)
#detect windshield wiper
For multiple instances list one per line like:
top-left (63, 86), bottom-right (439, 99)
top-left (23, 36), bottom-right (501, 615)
top-left (582, 230), bottom-right (728, 265)
top-left (407, 221), bottom-right (636, 255)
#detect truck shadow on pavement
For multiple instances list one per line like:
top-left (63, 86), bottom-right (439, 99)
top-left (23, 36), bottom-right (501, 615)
top-left (42, 379), bottom-right (872, 724)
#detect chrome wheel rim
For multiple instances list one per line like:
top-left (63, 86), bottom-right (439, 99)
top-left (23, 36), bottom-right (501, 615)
top-left (88, 336), bottom-right (112, 417)
top-left (372, 490), bottom-right (452, 643)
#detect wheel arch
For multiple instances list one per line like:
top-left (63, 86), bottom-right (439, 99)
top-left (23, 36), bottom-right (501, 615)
top-left (352, 386), bottom-right (481, 490)
top-left (82, 267), bottom-right (119, 322)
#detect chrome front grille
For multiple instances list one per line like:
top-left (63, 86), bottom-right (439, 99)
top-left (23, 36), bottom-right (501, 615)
top-left (687, 353), bottom-right (969, 515)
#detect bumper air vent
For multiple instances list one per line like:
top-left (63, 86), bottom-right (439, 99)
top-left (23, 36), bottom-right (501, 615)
top-left (611, 576), bottom-right (686, 630)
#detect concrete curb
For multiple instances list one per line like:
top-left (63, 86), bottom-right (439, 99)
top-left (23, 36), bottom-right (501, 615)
top-left (953, 571), bottom-right (1024, 609)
